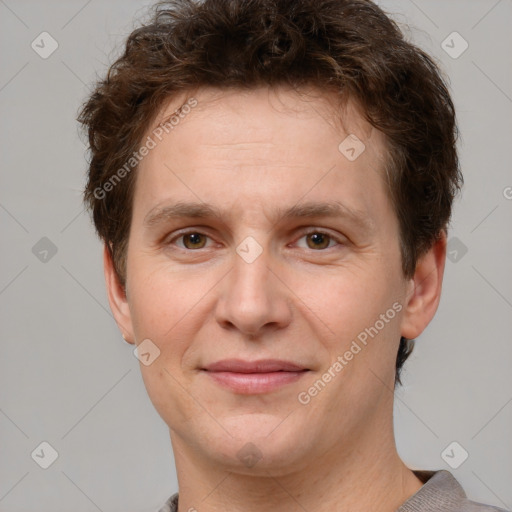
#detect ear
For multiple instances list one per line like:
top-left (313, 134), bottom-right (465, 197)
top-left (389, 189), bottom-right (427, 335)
top-left (103, 244), bottom-right (135, 344)
top-left (400, 231), bottom-right (447, 340)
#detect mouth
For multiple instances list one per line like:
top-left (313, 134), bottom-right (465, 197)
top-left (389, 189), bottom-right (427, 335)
top-left (200, 359), bottom-right (310, 394)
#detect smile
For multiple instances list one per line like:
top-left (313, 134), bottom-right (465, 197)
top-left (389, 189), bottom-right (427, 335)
top-left (201, 359), bottom-right (310, 394)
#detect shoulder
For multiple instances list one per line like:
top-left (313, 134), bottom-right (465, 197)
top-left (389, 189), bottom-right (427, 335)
top-left (398, 470), bottom-right (510, 512)
top-left (156, 491), bottom-right (179, 512)
top-left (156, 472), bottom-right (510, 512)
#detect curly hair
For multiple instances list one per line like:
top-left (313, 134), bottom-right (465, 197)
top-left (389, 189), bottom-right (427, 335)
top-left (78, 0), bottom-right (462, 386)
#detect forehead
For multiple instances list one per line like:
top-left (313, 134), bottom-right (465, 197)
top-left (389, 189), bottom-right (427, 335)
top-left (132, 86), bottom-right (392, 227)
top-left (151, 86), bottom-right (378, 151)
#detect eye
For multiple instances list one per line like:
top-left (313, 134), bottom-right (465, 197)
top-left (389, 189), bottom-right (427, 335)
top-left (169, 231), bottom-right (212, 250)
top-left (165, 229), bottom-right (344, 252)
top-left (295, 230), bottom-right (343, 250)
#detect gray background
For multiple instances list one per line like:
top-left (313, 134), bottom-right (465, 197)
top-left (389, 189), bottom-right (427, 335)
top-left (1, 1), bottom-right (511, 511)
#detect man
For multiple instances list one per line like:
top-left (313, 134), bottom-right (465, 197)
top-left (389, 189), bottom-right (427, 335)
top-left (78, 0), bottom-right (507, 510)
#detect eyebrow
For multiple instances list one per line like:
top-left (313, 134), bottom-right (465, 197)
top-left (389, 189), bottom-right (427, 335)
top-left (143, 200), bottom-right (374, 232)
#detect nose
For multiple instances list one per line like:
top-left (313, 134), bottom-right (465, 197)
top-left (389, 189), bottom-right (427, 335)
top-left (214, 244), bottom-right (293, 338)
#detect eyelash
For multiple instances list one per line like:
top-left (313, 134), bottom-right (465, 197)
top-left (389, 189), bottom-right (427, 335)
top-left (165, 229), bottom-right (345, 252)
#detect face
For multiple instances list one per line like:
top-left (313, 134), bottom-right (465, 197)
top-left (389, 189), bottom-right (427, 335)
top-left (106, 86), bottom-right (440, 476)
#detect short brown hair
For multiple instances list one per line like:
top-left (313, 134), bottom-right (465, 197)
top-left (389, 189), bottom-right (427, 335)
top-left (78, 0), bottom-right (462, 385)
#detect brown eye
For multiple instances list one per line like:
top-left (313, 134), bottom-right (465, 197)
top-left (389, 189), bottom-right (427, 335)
top-left (294, 230), bottom-right (344, 251)
top-left (181, 232), bottom-right (208, 249)
top-left (305, 232), bottom-right (332, 250)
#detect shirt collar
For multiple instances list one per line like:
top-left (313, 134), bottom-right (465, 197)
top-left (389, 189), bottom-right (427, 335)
top-left (397, 470), bottom-right (467, 512)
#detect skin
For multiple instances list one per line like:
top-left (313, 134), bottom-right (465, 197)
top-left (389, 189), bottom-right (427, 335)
top-left (104, 86), bottom-right (446, 512)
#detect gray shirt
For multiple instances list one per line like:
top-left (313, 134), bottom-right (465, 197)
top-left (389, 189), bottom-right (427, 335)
top-left (157, 470), bottom-right (509, 511)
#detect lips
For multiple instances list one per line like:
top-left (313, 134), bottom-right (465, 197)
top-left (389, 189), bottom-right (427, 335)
top-left (201, 359), bottom-right (309, 394)
top-left (202, 359), bottom-right (308, 373)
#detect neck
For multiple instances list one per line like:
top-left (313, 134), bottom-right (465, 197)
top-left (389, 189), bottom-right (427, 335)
top-left (169, 413), bottom-right (423, 512)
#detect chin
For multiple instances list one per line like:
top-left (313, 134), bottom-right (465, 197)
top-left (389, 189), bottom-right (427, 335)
top-left (203, 415), bottom-right (312, 474)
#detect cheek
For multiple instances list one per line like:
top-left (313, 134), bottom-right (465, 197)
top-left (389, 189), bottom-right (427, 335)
top-left (128, 270), bottom-right (188, 343)
top-left (287, 260), bottom-right (405, 392)
top-left (126, 257), bottom-right (220, 366)
top-left (138, 359), bottom-right (202, 431)
top-left (126, 266), bottom-right (202, 421)
top-left (287, 263), bottom-right (401, 339)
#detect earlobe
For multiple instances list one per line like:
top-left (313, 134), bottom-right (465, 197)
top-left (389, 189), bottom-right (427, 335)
top-left (400, 232), bottom-right (447, 340)
top-left (103, 244), bottom-right (135, 344)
